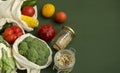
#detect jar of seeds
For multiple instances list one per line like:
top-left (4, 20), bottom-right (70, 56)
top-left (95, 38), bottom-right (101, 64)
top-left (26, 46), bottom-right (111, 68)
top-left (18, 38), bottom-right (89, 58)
top-left (51, 26), bottom-right (75, 50)
top-left (53, 48), bottom-right (76, 73)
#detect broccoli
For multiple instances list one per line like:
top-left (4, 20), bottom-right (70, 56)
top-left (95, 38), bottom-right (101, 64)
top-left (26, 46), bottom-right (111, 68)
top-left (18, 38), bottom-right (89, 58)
top-left (38, 41), bottom-right (50, 58)
top-left (36, 58), bottom-right (48, 66)
top-left (24, 36), bottom-right (34, 42)
top-left (28, 39), bottom-right (39, 50)
top-left (26, 48), bottom-right (39, 63)
top-left (18, 41), bottom-right (28, 56)
top-left (18, 36), bottom-right (50, 66)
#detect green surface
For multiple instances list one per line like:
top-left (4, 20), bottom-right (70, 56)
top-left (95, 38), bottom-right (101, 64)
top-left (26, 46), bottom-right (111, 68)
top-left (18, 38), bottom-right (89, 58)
top-left (18, 0), bottom-right (120, 73)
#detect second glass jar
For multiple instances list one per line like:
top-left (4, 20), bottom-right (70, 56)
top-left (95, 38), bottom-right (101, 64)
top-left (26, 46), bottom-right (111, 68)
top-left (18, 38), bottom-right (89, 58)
top-left (51, 26), bottom-right (75, 50)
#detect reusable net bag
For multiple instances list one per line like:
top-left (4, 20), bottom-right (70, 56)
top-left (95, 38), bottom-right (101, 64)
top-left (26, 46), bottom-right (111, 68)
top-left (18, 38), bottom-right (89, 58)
top-left (0, 0), bottom-right (14, 18)
top-left (11, 0), bottom-right (38, 32)
top-left (0, 36), bottom-right (16, 73)
top-left (0, 18), bottom-right (25, 34)
top-left (12, 33), bottom-right (52, 73)
top-left (0, 0), bottom-right (39, 32)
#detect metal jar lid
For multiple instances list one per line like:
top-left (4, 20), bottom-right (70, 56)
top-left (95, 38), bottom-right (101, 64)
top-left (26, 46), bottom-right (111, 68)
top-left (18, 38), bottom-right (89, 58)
top-left (62, 26), bottom-right (75, 35)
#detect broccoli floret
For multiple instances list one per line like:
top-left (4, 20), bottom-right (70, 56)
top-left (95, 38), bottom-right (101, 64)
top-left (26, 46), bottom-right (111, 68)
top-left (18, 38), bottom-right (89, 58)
top-left (28, 40), bottom-right (39, 50)
top-left (36, 58), bottom-right (48, 66)
top-left (33, 38), bottom-right (42, 45)
top-left (26, 48), bottom-right (39, 63)
top-left (24, 36), bottom-right (34, 43)
top-left (37, 50), bottom-right (45, 57)
top-left (18, 41), bottom-right (28, 56)
top-left (43, 47), bottom-right (50, 58)
top-left (38, 41), bottom-right (50, 58)
top-left (34, 39), bottom-right (50, 66)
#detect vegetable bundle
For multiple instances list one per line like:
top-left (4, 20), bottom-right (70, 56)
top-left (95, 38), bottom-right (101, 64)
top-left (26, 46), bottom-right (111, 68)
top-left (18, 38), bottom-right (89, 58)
top-left (0, 0), bottom-right (39, 32)
top-left (12, 34), bottom-right (52, 73)
top-left (0, 0), bottom-right (53, 73)
top-left (0, 36), bottom-right (16, 73)
top-left (18, 36), bottom-right (50, 66)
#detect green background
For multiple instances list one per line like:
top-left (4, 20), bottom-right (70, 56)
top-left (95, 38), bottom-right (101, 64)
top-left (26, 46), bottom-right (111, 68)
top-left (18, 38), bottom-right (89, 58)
top-left (18, 0), bottom-right (120, 73)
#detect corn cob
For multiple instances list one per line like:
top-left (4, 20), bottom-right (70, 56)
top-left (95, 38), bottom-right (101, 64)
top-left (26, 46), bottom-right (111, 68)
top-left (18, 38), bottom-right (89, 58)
top-left (21, 15), bottom-right (38, 28)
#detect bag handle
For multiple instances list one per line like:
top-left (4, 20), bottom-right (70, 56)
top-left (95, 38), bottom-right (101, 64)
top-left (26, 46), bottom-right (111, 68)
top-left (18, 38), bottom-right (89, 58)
top-left (27, 68), bottom-right (41, 73)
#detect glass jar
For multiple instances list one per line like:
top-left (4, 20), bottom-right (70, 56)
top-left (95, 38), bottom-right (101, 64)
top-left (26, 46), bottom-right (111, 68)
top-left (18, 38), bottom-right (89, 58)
top-left (53, 48), bottom-right (76, 73)
top-left (51, 26), bottom-right (75, 50)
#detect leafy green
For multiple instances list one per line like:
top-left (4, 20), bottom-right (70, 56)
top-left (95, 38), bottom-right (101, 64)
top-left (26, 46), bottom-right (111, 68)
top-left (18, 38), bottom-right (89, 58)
top-left (0, 36), bottom-right (15, 73)
top-left (2, 49), bottom-right (15, 73)
top-left (2, 64), bottom-right (12, 73)
top-left (0, 59), bottom-right (2, 68)
top-left (0, 23), bottom-right (13, 33)
top-left (0, 36), bottom-right (10, 47)
top-left (21, 0), bottom-right (37, 8)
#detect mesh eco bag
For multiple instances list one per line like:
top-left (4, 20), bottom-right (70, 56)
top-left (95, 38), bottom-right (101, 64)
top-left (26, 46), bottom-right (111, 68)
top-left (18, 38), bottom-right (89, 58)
top-left (11, 0), bottom-right (38, 32)
top-left (0, 16), bottom-right (24, 73)
top-left (0, 18), bottom-right (25, 34)
top-left (0, 0), bottom-right (14, 18)
top-left (12, 33), bottom-right (52, 73)
top-left (0, 0), bottom-right (38, 32)
top-left (0, 36), bottom-right (17, 73)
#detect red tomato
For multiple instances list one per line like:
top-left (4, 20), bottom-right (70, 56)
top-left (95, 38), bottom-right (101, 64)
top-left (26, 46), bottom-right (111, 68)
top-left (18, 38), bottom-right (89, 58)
top-left (21, 6), bottom-right (35, 17)
top-left (54, 12), bottom-right (67, 23)
top-left (38, 24), bottom-right (55, 42)
top-left (3, 25), bottom-right (23, 44)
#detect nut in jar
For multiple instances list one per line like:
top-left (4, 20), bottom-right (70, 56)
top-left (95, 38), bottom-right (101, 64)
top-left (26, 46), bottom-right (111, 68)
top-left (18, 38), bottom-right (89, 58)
top-left (53, 48), bottom-right (76, 73)
top-left (51, 26), bottom-right (75, 50)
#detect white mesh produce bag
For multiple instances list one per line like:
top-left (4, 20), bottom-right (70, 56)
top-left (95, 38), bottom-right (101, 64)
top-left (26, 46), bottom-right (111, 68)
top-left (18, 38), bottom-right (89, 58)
top-left (12, 33), bottom-right (52, 73)
top-left (0, 36), bottom-right (16, 73)
top-left (11, 0), bottom-right (38, 32)
top-left (0, 0), bottom-right (14, 18)
top-left (0, 18), bottom-right (25, 34)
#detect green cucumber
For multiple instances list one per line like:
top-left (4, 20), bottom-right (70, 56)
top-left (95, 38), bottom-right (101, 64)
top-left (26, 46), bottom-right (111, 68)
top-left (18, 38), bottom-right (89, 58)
top-left (0, 23), bottom-right (13, 33)
top-left (22, 0), bottom-right (36, 8)
top-left (3, 23), bottom-right (13, 29)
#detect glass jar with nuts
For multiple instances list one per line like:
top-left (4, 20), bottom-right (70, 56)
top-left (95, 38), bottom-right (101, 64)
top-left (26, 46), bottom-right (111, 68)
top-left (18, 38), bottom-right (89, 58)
top-left (53, 48), bottom-right (76, 73)
top-left (51, 26), bottom-right (75, 50)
